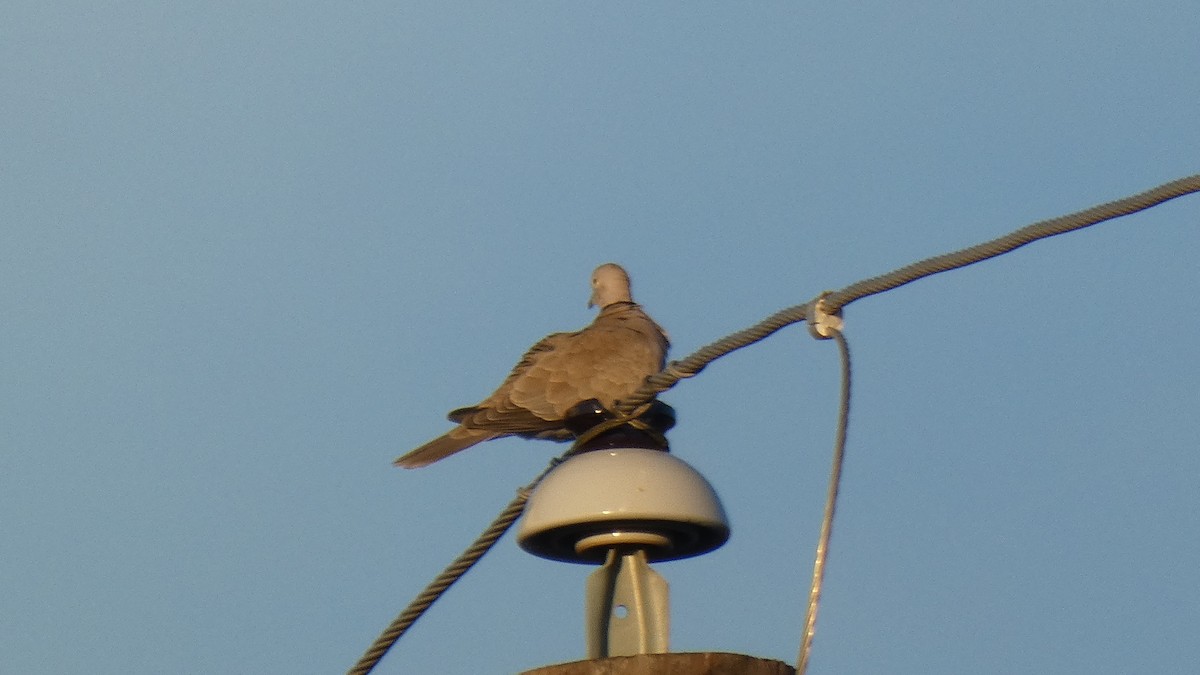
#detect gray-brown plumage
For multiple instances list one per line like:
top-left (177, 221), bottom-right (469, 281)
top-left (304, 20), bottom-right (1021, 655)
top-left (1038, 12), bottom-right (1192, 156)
top-left (394, 263), bottom-right (669, 469)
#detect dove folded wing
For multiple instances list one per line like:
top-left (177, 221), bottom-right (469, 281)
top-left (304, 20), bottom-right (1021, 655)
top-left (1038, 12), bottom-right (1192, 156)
top-left (394, 264), bottom-right (668, 469)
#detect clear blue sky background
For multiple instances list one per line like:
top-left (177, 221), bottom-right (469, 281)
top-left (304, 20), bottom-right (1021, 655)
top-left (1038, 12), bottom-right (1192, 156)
top-left (3, 3), bottom-right (1198, 674)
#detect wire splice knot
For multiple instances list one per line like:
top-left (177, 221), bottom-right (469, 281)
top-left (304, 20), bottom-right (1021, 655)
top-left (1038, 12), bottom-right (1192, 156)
top-left (806, 293), bottom-right (844, 340)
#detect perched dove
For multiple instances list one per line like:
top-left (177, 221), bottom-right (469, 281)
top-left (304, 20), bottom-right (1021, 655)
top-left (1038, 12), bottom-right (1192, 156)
top-left (394, 263), bottom-right (669, 469)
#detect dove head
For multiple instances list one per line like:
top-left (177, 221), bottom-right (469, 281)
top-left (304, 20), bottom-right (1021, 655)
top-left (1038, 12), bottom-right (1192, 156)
top-left (588, 263), bottom-right (633, 309)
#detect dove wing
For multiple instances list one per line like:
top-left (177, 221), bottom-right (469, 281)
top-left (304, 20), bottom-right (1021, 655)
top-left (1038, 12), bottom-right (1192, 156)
top-left (503, 302), bottom-right (668, 419)
top-left (446, 331), bottom-right (579, 434)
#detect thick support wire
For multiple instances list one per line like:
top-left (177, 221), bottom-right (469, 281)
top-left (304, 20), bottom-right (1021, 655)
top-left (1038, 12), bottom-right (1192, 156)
top-left (348, 464), bottom-right (553, 675)
top-left (615, 173), bottom-right (1200, 413)
top-left (354, 174), bottom-right (1200, 673)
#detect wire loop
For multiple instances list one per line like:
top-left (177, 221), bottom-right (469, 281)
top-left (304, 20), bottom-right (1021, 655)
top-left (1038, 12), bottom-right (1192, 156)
top-left (806, 292), bottom-right (844, 340)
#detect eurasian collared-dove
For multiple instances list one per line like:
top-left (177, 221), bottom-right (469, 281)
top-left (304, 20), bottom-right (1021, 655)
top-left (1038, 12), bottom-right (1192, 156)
top-left (394, 263), bottom-right (669, 469)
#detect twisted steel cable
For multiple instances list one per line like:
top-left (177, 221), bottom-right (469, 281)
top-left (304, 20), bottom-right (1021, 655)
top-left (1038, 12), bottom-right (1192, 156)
top-left (825, 174), bottom-right (1200, 309)
top-left (348, 463), bottom-right (558, 675)
top-left (619, 174), bottom-right (1200, 411)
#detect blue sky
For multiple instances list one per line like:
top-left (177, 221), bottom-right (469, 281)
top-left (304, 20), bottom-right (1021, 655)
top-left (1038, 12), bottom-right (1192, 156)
top-left (3, 2), bottom-right (1198, 674)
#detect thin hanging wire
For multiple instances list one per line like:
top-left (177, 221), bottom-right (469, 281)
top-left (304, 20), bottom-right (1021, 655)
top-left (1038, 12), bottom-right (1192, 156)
top-left (797, 329), bottom-right (852, 675)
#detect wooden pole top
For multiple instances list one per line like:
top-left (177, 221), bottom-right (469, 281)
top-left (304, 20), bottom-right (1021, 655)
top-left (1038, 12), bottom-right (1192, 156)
top-left (520, 651), bottom-right (795, 675)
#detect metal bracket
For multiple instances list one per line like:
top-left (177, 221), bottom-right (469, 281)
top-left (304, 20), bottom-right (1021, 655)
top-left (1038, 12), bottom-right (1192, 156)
top-left (584, 549), bottom-right (669, 658)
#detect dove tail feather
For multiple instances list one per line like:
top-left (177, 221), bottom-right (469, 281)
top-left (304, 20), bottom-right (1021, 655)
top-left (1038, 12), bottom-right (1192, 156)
top-left (393, 427), bottom-right (501, 468)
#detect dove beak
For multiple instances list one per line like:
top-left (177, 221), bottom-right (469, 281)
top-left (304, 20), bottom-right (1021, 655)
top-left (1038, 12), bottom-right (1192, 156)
top-left (587, 289), bottom-right (598, 309)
